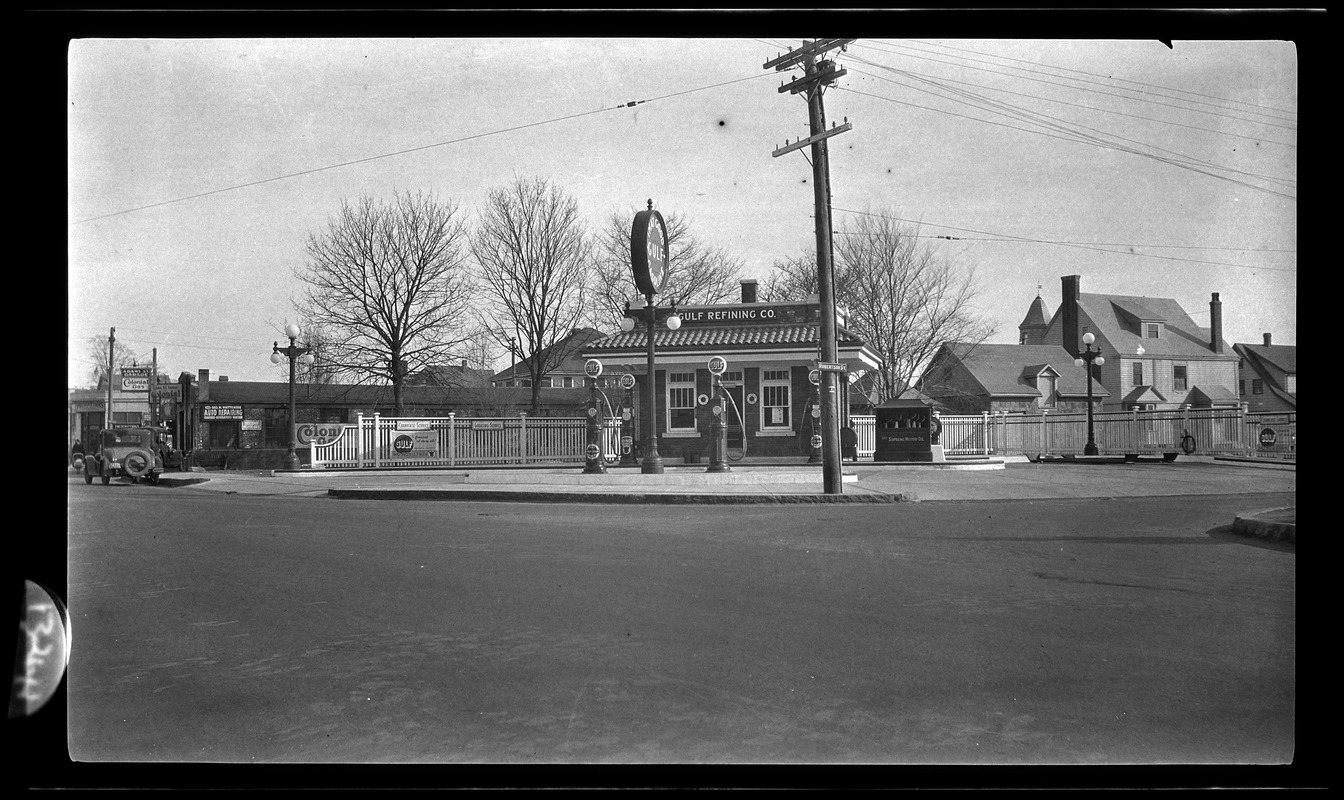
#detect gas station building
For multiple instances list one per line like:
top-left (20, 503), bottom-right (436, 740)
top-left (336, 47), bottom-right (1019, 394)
top-left (582, 280), bottom-right (881, 461)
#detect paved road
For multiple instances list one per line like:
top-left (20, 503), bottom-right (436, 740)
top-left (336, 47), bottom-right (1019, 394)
top-left (63, 478), bottom-right (1296, 770)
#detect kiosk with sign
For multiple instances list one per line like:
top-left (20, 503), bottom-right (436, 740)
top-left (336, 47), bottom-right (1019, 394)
top-left (873, 397), bottom-right (942, 462)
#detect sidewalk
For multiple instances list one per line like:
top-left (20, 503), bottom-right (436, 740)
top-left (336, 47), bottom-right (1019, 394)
top-left (147, 455), bottom-right (1295, 506)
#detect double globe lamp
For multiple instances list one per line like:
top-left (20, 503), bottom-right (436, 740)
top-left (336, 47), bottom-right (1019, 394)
top-left (270, 323), bottom-right (316, 470)
top-left (1073, 331), bottom-right (1105, 456)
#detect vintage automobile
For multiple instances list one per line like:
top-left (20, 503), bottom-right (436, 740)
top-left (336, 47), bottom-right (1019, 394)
top-left (83, 427), bottom-right (166, 486)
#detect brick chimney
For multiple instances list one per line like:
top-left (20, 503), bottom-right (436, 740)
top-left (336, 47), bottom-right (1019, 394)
top-left (198, 369), bottom-right (210, 401)
top-left (741, 279), bottom-right (758, 304)
top-left (1263, 332), bottom-right (1272, 346)
top-left (1209, 292), bottom-right (1224, 353)
top-left (1061, 275), bottom-right (1080, 357)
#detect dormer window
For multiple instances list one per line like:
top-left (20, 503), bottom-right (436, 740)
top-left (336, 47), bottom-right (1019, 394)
top-left (1145, 323), bottom-right (1161, 339)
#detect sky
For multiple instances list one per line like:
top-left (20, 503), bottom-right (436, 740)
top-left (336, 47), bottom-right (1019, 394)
top-left (67, 23), bottom-right (1300, 389)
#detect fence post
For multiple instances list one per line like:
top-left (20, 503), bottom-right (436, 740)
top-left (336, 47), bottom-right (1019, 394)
top-left (448, 412), bottom-right (456, 468)
top-left (518, 412), bottom-right (527, 464)
top-left (1041, 409), bottom-right (1049, 455)
top-left (981, 412), bottom-right (989, 455)
top-left (355, 413), bottom-right (364, 468)
top-left (372, 413), bottom-right (381, 468)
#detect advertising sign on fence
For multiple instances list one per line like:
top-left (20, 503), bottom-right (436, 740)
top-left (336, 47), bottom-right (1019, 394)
top-left (295, 423), bottom-right (346, 446)
top-left (389, 430), bottom-right (438, 459)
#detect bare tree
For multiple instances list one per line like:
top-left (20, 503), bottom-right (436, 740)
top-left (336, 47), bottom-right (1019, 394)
top-left (294, 190), bottom-right (475, 415)
top-left (84, 335), bottom-right (139, 388)
top-left (472, 176), bottom-right (591, 414)
top-left (764, 209), bottom-right (996, 403)
top-left (588, 208), bottom-right (746, 330)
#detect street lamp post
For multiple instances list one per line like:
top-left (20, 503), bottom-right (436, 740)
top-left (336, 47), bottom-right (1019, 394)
top-left (620, 296), bottom-right (681, 474)
top-left (271, 323), bottom-right (315, 470)
top-left (1073, 331), bottom-right (1105, 456)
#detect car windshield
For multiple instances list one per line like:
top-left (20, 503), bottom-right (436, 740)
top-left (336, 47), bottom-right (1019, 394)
top-left (102, 430), bottom-right (150, 448)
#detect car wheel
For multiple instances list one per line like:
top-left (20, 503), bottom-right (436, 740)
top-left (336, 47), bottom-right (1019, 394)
top-left (83, 469), bottom-right (93, 485)
top-left (147, 472), bottom-right (160, 486)
top-left (123, 449), bottom-right (154, 480)
top-left (100, 468), bottom-right (110, 486)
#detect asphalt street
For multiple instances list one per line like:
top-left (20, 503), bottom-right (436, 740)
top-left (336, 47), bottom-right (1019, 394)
top-left (59, 465), bottom-right (1298, 774)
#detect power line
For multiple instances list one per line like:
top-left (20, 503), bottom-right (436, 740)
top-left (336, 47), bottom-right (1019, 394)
top-left (855, 40), bottom-right (1298, 131)
top-left (847, 59), bottom-right (1295, 190)
top-left (836, 84), bottom-right (1295, 202)
top-left (903, 38), bottom-right (1298, 120)
top-left (831, 207), bottom-right (1296, 273)
top-left (71, 72), bottom-right (772, 226)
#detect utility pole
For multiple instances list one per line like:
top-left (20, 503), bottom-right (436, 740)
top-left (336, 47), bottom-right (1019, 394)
top-left (151, 347), bottom-right (158, 429)
top-left (765, 38), bottom-right (854, 494)
top-left (106, 327), bottom-right (115, 429)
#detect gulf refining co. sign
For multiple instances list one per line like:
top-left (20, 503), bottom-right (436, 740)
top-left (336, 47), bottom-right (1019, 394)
top-left (630, 204), bottom-right (669, 296)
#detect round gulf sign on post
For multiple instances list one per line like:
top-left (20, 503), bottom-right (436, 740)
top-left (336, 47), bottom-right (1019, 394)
top-left (708, 356), bottom-right (728, 376)
top-left (584, 359), bottom-right (603, 379)
top-left (810, 434), bottom-right (823, 449)
top-left (808, 369), bottom-right (821, 386)
top-left (620, 373), bottom-right (636, 390)
top-left (630, 205), bottom-right (669, 296)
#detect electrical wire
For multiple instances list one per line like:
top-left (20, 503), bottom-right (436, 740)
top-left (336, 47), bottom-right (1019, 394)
top-left (72, 73), bottom-right (773, 226)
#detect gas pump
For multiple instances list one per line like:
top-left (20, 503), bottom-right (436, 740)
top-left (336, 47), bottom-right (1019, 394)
top-left (805, 368), bottom-right (823, 463)
top-left (582, 359), bottom-right (606, 474)
top-left (706, 356), bottom-right (730, 473)
top-left (618, 372), bottom-right (638, 466)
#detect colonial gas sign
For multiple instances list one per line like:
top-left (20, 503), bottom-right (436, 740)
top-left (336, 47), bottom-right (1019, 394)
top-left (121, 366), bottom-right (151, 392)
top-left (630, 207), bottom-right (669, 296)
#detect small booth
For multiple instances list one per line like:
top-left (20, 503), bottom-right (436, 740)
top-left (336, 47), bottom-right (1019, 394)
top-left (873, 397), bottom-right (943, 462)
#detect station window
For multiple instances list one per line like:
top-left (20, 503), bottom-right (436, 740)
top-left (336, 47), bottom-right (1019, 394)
top-left (1252, 379), bottom-right (1264, 395)
top-left (1132, 362), bottom-right (1143, 386)
top-left (762, 369), bottom-right (792, 429)
top-left (1173, 365), bottom-right (1188, 391)
top-left (668, 372), bottom-right (697, 431)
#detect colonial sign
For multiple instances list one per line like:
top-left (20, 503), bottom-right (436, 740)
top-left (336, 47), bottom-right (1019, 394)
top-left (121, 366), bottom-right (151, 392)
top-left (295, 423), bottom-right (346, 446)
top-left (1259, 428), bottom-right (1278, 447)
top-left (630, 207), bottom-right (669, 296)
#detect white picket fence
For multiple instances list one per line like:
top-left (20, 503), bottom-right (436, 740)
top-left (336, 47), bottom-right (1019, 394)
top-left (311, 413), bottom-right (625, 469)
top-left (311, 409), bottom-right (1294, 469)
top-left (849, 408), bottom-right (1295, 459)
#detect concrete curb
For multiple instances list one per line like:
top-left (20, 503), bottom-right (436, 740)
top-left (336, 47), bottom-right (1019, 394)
top-left (326, 488), bottom-right (908, 504)
top-left (1231, 507), bottom-right (1296, 543)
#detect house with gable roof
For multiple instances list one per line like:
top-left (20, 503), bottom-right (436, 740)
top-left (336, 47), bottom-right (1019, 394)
top-left (917, 342), bottom-right (1107, 415)
top-left (1234, 333), bottom-right (1296, 413)
top-left (1019, 275), bottom-right (1240, 411)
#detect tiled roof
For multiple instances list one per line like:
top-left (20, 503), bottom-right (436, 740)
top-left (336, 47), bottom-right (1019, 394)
top-left (197, 380), bottom-right (587, 406)
top-left (1018, 295), bottom-right (1049, 329)
top-left (1235, 343), bottom-right (1297, 374)
top-left (1062, 293), bottom-right (1231, 360)
top-left (932, 343), bottom-right (1108, 398)
top-left (586, 324), bottom-right (865, 352)
top-left (1186, 384), bottom-right (1240, 405)
top-left (1122, 385), bottom-right (1168, 404)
